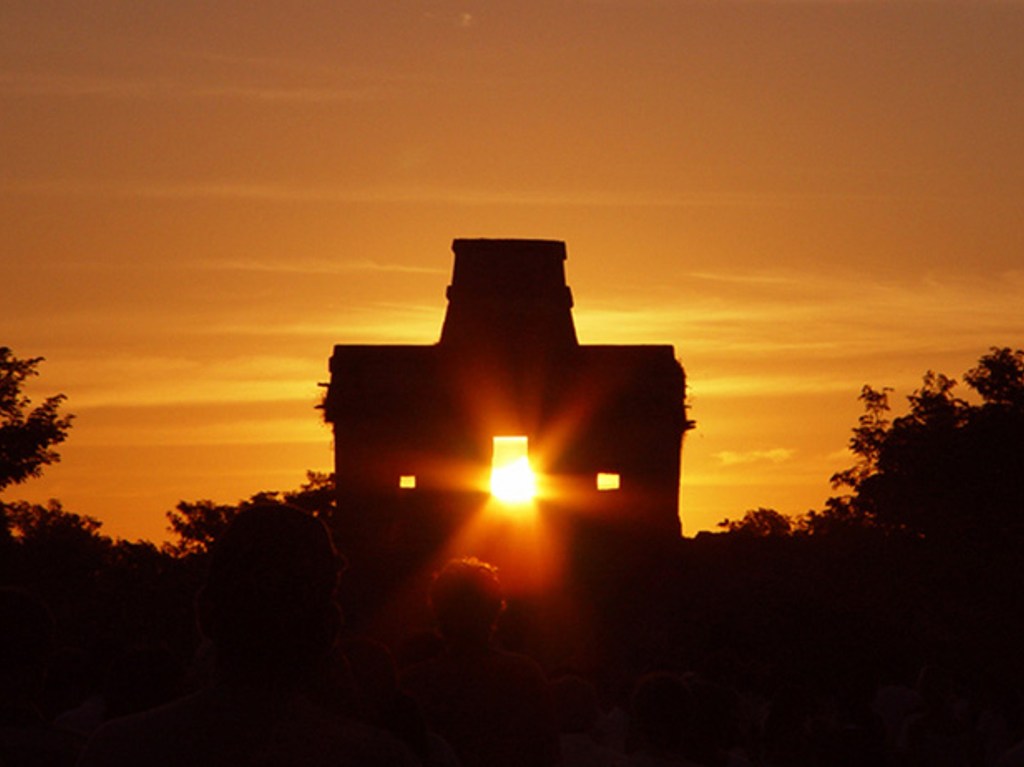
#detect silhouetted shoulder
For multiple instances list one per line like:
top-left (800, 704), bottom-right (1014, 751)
top-left (78, 685), bottom-right (420, 767)
top-left (0, 587), bottom-right (83, 766)
top-left (998, 738), bottom-right (1024, 767)
top-left (402, 648), bottom-right (558, 767)
top-left (626, 753), bottom-right (706, 767)
top-left (403, 646), bottom-right (548, 691)
top-left (0, 718), bottom-right (81, 767)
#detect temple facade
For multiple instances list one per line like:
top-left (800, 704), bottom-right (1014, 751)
top-left (323, 239), bottom-right (690, 585)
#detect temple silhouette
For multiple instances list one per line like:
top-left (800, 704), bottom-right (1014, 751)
top-left (324, 239), bottom-right (690, 587)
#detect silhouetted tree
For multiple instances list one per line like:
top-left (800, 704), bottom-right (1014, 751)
top-left (826, 347), bottom-right (1024, 541)
top-left (963, 345), bottom-right (1024, 407)
top-left (281, 471), bottom-right (337, 522)
top-left (718, 507), bottom-right (794, 537)
top-left (4, 500), bottom-right (110, 567)
top-left (3, 498), bottom-right (203, 662)
top-left (0, 347), bottom-right (74, 491)
top-left (163, 500), bottom-right (239, 557)
top-left (3, 500), bottom-right (114, 639)
top-left (163, 473), bottom-right (337, 557)
top-left (240, 471), bottom-right (336, 519)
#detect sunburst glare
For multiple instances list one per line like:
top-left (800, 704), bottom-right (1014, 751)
top-left (490, 436), bottom-right (537, 505)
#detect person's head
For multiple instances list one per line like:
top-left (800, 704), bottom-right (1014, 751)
top-left (198, 503), bottom-right (343, 686)
top-left (0, 587), bottom-right (54, 706)
top-left (630, 672), bottom-right (694, 754)
top-left (429, 557), bottom-right (505, 649)
top-left (550, 674), bottom-right (601, 734)
top-left (916, 664), bottom-right (955, 708)
top-left (341, 636), bottom-right (399, 716)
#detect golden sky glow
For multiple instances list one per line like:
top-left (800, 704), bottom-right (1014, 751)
top-left (3, 2), bottom-right (1024, 541)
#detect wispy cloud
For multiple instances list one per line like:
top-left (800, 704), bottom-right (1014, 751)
top-left (26, 304), bottom-right (444, 408)
top-left (716, 448), bottom-right (795, 466)
top-left (579, 269), bottom-right (1024, 352)
top-left (197, 258), bottom-right (446, 276)
top-left (571, 0), bottom-right (1011, 5)
top-left (209, 306), bottom-right (442, 344)
top-left (51, 353), bottom-right (325, 408)
top-left (576, 268), bottom-right (1024, 401)
top-left (0, 177), bottom-right (926, 209)
top-left (691, 374), bottom-right (855, 397)
top-left (74, 413), bottom-right (326, 448)
top-left (0, 71), bottom-right (377, 103)
top-left (686, 271), bottom-right (806, 287)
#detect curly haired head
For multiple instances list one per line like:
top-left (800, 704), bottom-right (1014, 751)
top-left (429, 557), bottom-right (505, 648)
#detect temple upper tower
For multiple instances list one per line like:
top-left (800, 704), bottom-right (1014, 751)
top-left (439, 239), bottom-right (578, 354)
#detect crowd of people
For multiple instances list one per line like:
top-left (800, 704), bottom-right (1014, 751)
top-left (3, 502), bottom-right (1024, 766)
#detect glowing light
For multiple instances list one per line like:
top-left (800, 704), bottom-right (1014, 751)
top-left (596, 472), bottom-right (620, 491)
top-left (399, 475), bottom-right (416, 489)
top-left (490, 436), bottom-right (536, 504)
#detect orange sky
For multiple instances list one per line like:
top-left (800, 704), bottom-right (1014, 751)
top-left (3, 2), bottom-right (1023, 542)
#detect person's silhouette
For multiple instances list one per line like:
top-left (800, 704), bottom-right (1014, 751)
top-left (627, 672), bottom-right (704, 767)
top-left (401, 557), bottom-right (559, 767)
top-left (79, 503), bottom-right (419, 766)
top-left (0, 587), bottom-right (82, 766)
top-left (550, 673), bottom-right (627, 767)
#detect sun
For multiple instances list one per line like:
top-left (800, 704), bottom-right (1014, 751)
top-left (491, 456), bottom-right (537, 504)
top-left (490, 436), bottom-right (537, 505)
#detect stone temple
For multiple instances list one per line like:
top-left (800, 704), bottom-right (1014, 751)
top-left (323, 239), bottom-right (689, 588)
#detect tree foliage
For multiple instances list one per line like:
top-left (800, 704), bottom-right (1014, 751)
top-left (0, 347), bottom-right (74, 491)
top-left (4, 498), bottom-right (105, 544)
top-left (718, 507), bottom-right (794, 537)
top-left (2, 499), bottom-right (203, 655)
top-left (163, 472), bottom-right (337, 557)
top-left (2, 500), bottom-right (113, 616)
top-left (826, 347), bottom-right (1024, 540)
top-left (163, 499), bottom-right (239, 557)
